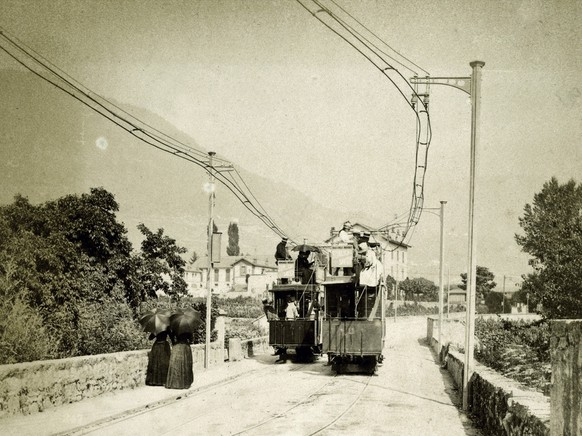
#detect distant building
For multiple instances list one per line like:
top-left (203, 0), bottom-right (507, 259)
top-left (326, 222), bottom-right (410, 282)
top-left (447, 287), bottom-right (466, 304)
top-left (185, 255), bottom-right (277, 298)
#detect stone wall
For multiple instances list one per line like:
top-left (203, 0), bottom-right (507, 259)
top-left (0, 343), bottom-right (224, 418)
top-left (227, 336), bottom-right (269, 361)
top-left (550, 320), bottom-right (581, 436)
top-left (467, 357), bottom-right (550, 435)
top-left (427, 317), bottom-right (551, 435)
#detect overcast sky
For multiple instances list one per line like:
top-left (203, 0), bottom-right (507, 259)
top-left (1, 0), bottom-right (580, 284)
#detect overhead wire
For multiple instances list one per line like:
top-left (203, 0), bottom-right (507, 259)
top-left (327, 0), bottom-right (430, 76)
top-left (295, 0), bottom-right (433, 248)
top-left (0, 27), bottom-right (292, 241)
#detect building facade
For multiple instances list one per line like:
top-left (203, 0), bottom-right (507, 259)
top-left (326, 222), bottom-right (410, 282)
top-left (185, 255), bottom-right (277, 298)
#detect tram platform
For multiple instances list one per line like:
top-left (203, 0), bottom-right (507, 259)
top-left (1, 358), bottom-right (263, 436)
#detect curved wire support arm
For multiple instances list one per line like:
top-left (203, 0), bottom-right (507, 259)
top-left (410, 76), bottom-right (471, 95)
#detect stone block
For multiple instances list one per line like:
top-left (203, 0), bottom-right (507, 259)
top-left (228, 338), bottom-right (243, 362)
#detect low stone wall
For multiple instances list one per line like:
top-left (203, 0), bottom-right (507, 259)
top-left (0, 343), bottom-right (224, 418)
top-left (241, 336), bottom-right (270, 357)
top-left (427, 317), bottom-right (550, 435)
top-left (445, 352), bottom-right (551, 435)
top-left (227, 336), bottom-right (269, 361)
top-left (550, 320), bottom-right (581, 436)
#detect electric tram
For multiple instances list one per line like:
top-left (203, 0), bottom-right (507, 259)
top-left (268, 243), bottom-right (386, 373)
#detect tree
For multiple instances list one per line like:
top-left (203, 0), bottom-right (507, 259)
top-left (459, 266), bottom-right (497, 302)
top-left (399, 277), bottom-right (438, 302)
top-left (0, 189), bottom-right (140, 360)
top-left (189, 251), bottom-right (199, 265)
top-left (515, 177), bottom-right (582, 318)
top-left (226, 222), bottom-right (240, 256)
top-left (136, 223), bottom-right (187, 299)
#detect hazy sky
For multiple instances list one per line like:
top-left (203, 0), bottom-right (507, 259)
top-left (1, 0), bottom-right (580, 284)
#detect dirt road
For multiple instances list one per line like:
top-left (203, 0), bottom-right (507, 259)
top-left (82, 317), bottom-right (481, 435)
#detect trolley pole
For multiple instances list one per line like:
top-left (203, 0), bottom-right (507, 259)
top-left (410, 60), bottom-right (485, 411)
top-left (463, 60), bottom-right (485, 410)
top-left (205, 151), bottom-right (216, 369)
top-left (438, 201), bottom-right (447, 361)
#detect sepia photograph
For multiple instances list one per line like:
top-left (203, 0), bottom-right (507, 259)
top-left (0, 0), bottom-right (580, 434)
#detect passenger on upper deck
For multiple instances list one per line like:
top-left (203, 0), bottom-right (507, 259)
top-left (338, 221), bottom-right (354, 244)
top-left (274, 237), bottom-right (292, 265)
top-left (296, 250), bottom-right (314, 284)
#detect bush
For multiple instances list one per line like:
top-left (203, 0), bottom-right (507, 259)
top-left (77, 295), bottom-right (149, 355)
top-left (474, 317), bottom-right (551, 395)
top-left (0, 298), bottom-right (57, 364)
top-left (386, 302), bottom-right (438, 316)
top-left (224, 318), bottom-right (264, 348)
top-left (216, 296), bottom-right (263, 318)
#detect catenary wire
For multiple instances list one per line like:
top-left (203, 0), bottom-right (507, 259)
top-left (0, 28), bottom-right (292, 241)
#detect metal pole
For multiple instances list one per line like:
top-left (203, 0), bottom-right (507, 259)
top-left (463, 60), bottom-right (484, 411)
top-left (393, 281), bottom-right (398, 322)
top-left (447, 265), bottom-right (451, 318)
top-left (205, 151), bottom-right (216, 369)
top-left (503, 275), bottom-right (506, 313)
top-left (438, 201), bottom-right (447, 361)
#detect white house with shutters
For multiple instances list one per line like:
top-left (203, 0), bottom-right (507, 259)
top-left (185, 255), bottom-right (277, 298)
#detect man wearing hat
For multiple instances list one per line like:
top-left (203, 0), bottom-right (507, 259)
top-left (274, 237), bottom-right (292, 264)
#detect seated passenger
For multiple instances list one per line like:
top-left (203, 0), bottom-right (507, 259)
top-left (274, 237), bottom-right (292, 265)
top-left (296, 250), bottom-right (314, 284)
top-left (338, 221), bottom-right (354, 244)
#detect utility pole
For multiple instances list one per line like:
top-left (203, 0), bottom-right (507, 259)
top-left (438, 201), bottom-right (447, 360)
top-left (503, 275), bottom-right (506, 313)
top-left (411, 60), bottom-right (485, 411)
top-left (447, 264), bottom-right (451, 318)
top-left (463, 61), bottom-right (485, 410)
top-left (205, 151), bottom-right (216, 369)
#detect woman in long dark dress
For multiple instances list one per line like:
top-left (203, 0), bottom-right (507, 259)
top-left (145, 330), bottom-right (171, 386)
top-left (165, 332), bottom-right (193, 389)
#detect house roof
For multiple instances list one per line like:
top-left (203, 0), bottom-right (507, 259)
top-left (187, 255), bottom-right (277, 271)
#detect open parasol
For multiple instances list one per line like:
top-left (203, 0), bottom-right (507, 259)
top-left (291, 243), bottom-right (321, 253)
top-left (139, 308), bottom-right (171, 335)
top-left (169, 308), bottom-right (202, 336)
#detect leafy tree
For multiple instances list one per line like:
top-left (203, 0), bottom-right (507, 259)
top-left (459, 266), bottom-right (497, 302)
top-left (189, 251), bottom-right (199, 266)
top-left (0, 188), bottom-right (204, 363)
top-left (399, 277), bottom-right (438, 302)
top-left (484, 291), bottom-right (505, 314)
top-left (515, 177), bottom-right (582, 318)
top-left (226, 222), bottom-right (240, 256)
top-left (136, 223), bottom-right (187, 299)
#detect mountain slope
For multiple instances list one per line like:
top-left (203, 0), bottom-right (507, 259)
top-left (0, 70), bottom-right (373, 255)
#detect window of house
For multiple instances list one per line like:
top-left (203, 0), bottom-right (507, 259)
top-left (240, 265), bottom-right (246, 275)
top-left (225, 268), bottom-right (231, 280)
top-left (214, 269), bottom-right (219, 282)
